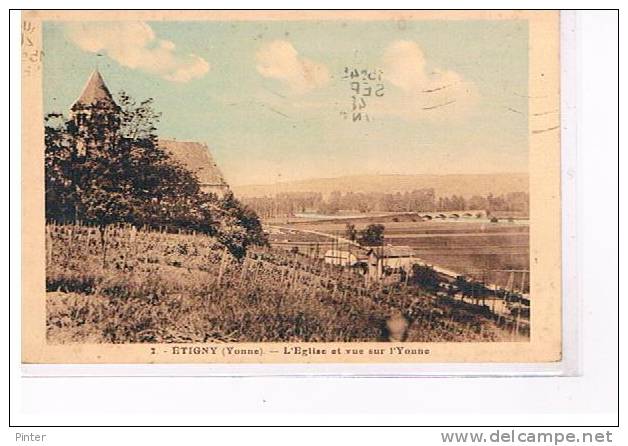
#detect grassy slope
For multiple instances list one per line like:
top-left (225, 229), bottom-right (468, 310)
top-left (46, 224), bottom-right (517, 344)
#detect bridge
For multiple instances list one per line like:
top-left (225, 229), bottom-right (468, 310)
top-left (414, 209), bottom-right (487, 220)
top-left (283, 210), bottom-right (489, 225)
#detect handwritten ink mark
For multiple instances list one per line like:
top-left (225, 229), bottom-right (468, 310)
top-left (261, 104), bottom-right (291, 119)
top-left (225, 100), bottom-right (291, 119)
top-left (422, 83), bottom-right (455, 93)
top-left (532, 109), bottom-right (559, 116)
top-left (531, 125), bottom-right (560, 134)
top-left (506, 107), bottom-right (524, 114)
top-left (262, 86), bottom-right (287, 100)
top-left (505, 107), bottom-right (560, 117)
top-left (422, 100), bottom-right (456, 111)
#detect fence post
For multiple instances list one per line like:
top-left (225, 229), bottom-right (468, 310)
top-left (217, 248), bottom-right (229, 286)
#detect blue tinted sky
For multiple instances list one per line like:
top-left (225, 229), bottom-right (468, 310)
top-left (43, 19), bottom-right (528, 186)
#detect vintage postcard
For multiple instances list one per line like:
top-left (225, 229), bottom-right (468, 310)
top-left (21, 10), bottom-right (562, 364)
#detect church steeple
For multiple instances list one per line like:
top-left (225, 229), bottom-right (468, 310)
top-left (71, 70), bottom-right (117, 110)
top-left (70, 70), bottom-right (121, 159)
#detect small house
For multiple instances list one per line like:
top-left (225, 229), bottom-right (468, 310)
top-left (366, 245), bottom-right (416, 282)
top-left (324, 249), bottom-right (358, 266)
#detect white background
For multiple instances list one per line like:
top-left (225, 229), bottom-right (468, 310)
top-left (3, 2), bottom-right (621, 443)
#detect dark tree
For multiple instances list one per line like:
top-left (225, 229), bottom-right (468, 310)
top-left (214, 192), bottom-right (268, 259)
top-left (409, 264), bottom-right (440, 292)
top-left (358, 224), bottom-right (385, 246)
top-left (44, 92), bottom-right (265, 257)
top-left (344, 223), bottom-right (357, 241)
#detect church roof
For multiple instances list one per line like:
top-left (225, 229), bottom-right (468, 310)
top-left (159, 139), bottom-right (228, 187)
top-left (71, 70), bottom-right (117, 109)
top-left (69, 71), bottom-right (228, 191)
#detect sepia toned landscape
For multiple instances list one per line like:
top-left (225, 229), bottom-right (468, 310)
top-left (35, 14), bottom-right (540, 346)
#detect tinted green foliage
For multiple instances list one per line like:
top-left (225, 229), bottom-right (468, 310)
top-left (409, 264), bottom-right (440, 292)
top-left (44, 92), bottom-right (266, 258)
top-left (358, 223), bottom-right (385, 246)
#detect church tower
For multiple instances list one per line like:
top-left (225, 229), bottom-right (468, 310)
top-left (68, 70), bottom-right (230, 195)
top-left (70, 70), bottom-right (121, 159)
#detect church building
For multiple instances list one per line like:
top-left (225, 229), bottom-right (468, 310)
top-left (70, 70), bottom-right (230, 196)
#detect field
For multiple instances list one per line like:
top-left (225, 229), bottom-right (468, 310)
top-left (45, 224), bottom-right (523, 344)
top-left (271, 218), bottom-right (530, 292)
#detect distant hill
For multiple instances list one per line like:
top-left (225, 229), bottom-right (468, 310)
top-left (232, 173), bottom-right (528, 199)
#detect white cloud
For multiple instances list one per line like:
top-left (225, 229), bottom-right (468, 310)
top-left (65, 22), bottom-right (209, 83)
top-left (255, 40), bottom-right (329, 94)
top-left (378, 40), bottom-right (479, 120)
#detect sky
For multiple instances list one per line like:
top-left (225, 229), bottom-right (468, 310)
top-left (43, 19), bottom-right (529, 186)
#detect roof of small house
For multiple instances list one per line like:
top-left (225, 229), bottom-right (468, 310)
top-left (367, 245), bottom-right (415, 258)
top-left (159, 139), bottom-right (228, 187)
top-left (323, 249), bottom-right (358, 258)
top-left (71, 70), bottom-right (117, 109)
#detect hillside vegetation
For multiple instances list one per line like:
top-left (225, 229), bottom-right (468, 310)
top-left (46, 224), bottom-right (518, 343)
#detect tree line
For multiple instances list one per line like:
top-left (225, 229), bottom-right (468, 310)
top-left (242, 189), bottom-right (529, 219)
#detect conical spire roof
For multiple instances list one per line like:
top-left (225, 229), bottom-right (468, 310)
top-left (71, 70), bottom-right (116, 109)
